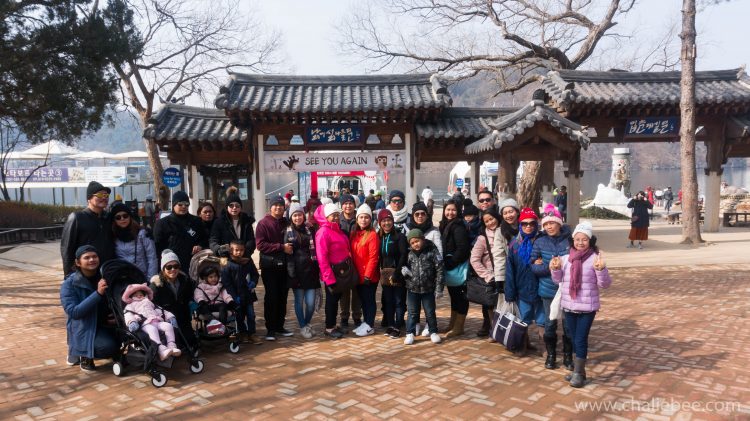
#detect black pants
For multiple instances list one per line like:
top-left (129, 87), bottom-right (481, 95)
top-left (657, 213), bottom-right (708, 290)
top-left (198, 302), bottom-right (228, 324)
top-left (325, 287), bottom-right (343, 329)
top-left (447, 284), bottom-right (469, 315)
top-left (261, 267), bottom-right (289, 333)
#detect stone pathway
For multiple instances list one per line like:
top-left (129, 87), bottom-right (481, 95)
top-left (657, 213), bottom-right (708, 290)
top-left (1, 263), bottom-right (749, 420)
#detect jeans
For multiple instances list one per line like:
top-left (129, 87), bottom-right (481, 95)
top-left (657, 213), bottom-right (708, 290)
top-left (406, 291), bottom-right (437, 335)
top-left (339, 287), bottom-right (362, 322)
top-left (293, 288), bottom-right (316, 328)
top-left (262, 267), bottom-right (289, 333)
top-left (382, 285), bottom-right (407, 328)
top-left (93, 327), bottom-right (118, 359)
top-left (356, 283), bottom-right (377, 328)
top-left (447, 284), bottom-right (469, 315)
top-left (564, 311), bottom-right (596, 359)
top-left (324, 287), bottom-right (343, 329)
top-left (665, 200), bottom-right (673, 213)
top-left (517, 297), bottom-right (545, 326)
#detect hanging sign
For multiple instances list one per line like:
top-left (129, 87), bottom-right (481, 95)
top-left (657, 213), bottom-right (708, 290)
top-left (161, 168), bottom-right (182, 187)
top-left (625, 117), bottom-right (678, 137)
top-left (265, 151), bottom-right (406, 173)
top-left (455, 178), bottom-right (464, 188)
top-left (85, 167), bottom-right (127, 184)
top-left (3, 167), bottom-right (69, 183)
top-left (307, 126), bottom-right (363, 144)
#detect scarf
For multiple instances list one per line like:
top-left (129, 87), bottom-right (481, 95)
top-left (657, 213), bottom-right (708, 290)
top-left (387, 205), bottom-right (409, 224)
top-left (510, 228), bottom-right (537, 265)
top-left (568, 246), bottom-right (594, 300)
top-left (407, 216), bottom-right (434, 233)
top-left (115, 226), bottom-right (134, 242)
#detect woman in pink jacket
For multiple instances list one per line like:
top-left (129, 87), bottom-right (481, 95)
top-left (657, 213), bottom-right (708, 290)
top-left (550, 221), bottom-right (612, 388)
top-left (314, 203), bottom-right (352, 339)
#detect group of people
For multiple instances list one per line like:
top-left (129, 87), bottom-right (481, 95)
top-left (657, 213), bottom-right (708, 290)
top-left (60, 180), bottom-right (611, 388)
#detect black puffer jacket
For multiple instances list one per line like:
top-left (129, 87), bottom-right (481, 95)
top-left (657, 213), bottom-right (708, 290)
top-left (149, 272), bottom-right (197, 346)
top-left (405, 240), bottom-right (444, 294)
top-left (153, 212), bottom-right (208, 270)
top-left (60, 208), bottom-right (113, 275)
top-left (379, 229), bottom-right (408, 284)
top-left (440, 219), bottom-right (470, 271)
top-left (209, 210), bottom-right (256, 257)
top-left (285, 223), bottom-right (321, 290)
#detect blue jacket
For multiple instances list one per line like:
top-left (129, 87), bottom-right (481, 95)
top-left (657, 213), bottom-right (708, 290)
top-left (505, 233), bottom-right (539, 303)
top-left (60, 271), bottom-right (106, 359)
top-left (530, 225), bottom-right (572, 298)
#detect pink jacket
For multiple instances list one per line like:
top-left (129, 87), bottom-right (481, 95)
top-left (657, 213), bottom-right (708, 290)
top-left (314, 206), bottom-right (352, 286)
top-left (123, 297), bottom-right (175, 326)
top-left (470, 228), bottom-right (496, 282)
top-left (551, 253), bottom-right (612, 312)
top-left (194, 282), bottom-right (234, 305)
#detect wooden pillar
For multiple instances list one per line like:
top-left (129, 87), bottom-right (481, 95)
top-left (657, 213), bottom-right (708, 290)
top-left (540, 158), bottom-right (555, 209)
top-left (496, 151), bottom-right (517, 200)
top-left (405, 132), bottom-right (415, 209)
top-left (473, 161), bottom-right (481, 197)
top-left (704, 131), bottom-right (726, 232)
top-left (565, 150), bottom-right (582, 227)
top-left (252, 134), bottom-right (267, 220)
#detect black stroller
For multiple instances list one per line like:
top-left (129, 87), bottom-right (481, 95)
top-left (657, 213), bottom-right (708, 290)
top-left (189, 250), bottom-right (241, 354)
top-left (102, 259), bottom-right (204, 388)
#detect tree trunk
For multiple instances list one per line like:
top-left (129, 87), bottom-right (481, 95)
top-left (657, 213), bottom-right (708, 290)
top-left (143, 137), bottom-right (166, 209)
top-left (679, 0), bottom-right (703, 244)
top-left (517, 161), bottom-right (542, 210)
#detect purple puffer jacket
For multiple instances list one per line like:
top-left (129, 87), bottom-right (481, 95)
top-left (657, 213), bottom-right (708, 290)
top-left (551, 253), bottom-right (612, 312)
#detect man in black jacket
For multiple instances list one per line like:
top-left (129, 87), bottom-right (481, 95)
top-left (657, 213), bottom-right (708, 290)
top-left (60, 181), bottom-right (114, 276)
top-left (153, 191), bottom-right (208, 271)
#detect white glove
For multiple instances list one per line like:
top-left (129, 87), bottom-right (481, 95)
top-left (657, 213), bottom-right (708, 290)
top-left (401, 267), bottom-right (412, 277)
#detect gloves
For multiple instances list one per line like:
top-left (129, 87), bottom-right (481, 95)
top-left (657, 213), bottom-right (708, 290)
top-left (435, 290), bottom-right (444, 299)
top-left (363, 277), bottom-right (372, 286)
top-left (401, 267), bottom-right (412, 278)
top-left (169, 318), bottom-right (178, 328)
top-left (127, 321), bottom-right (139, 332)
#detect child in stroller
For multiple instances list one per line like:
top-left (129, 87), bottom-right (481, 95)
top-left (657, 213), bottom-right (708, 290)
top-left (122, 283), bottom-right (181, 361)
top-left (194, 265), bottom-right (236, 328)
top-left (103, 259), bottom-right (204, 388)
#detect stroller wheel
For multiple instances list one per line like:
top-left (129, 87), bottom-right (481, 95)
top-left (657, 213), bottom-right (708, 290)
top-left (112, 362), bottom-right (125, 377)
top-left (189, 359), bottom-right (204, 374)
top-left (151, 372), bottom-right (168, 388)
top-left (229, 342), bottom-right (240, 354)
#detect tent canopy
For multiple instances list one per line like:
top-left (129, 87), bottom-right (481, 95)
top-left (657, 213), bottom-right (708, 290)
top-left (68, 150), bottom-right (116, 160)
top-left (22, 140), bottom-right (81, 156)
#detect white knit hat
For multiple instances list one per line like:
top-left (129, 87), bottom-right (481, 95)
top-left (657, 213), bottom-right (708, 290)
top-left (288, 203), bottom-right (305, 217)
top-left (356, 203), bottom-right (372, 218)
top-left (320, 197), bottom-right (333, 205)
top-left (323, 203), bottom-right (341, 218)
top-left (572, 221), bottom-right (593, 239)
top-left (161, 249), bottom-right (180, 270)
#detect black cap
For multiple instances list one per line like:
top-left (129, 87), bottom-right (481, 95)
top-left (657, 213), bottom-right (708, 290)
top-left (463, 199), bottom-right (479, 216)
top-left (389, 190), bottom-right (405, 201)
top-left (172, 191), bottom-right (189, 205)
top-left (110, 202), bottom-right (131, 218)
top-left (411, 202), bottom-right (429, 214)
top-left (75, 245), bottom-right (98, 259)
top-left (225, 193), bottom-right (242, 208)
top-left (270, 196), bottom-right (285, 207)
top-left (86, 181), bottom-right (111, 199)
top-left (339, 194), bottom-right (355, 204)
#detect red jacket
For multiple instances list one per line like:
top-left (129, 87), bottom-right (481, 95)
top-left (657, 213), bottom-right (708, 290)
top-left (350, 228), bottom-right (380, 285)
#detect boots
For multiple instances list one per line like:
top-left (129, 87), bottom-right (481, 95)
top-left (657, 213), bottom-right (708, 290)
top-left (544, 336), bottom-right (558, 369)
top-left (477, 309), bottom-right (491, 337)
top-left (167, 342), bottom-right (181, 357)
top-left (445, 313), bottom-right (466, 338)
top-left (158, 345), bottom-right (172, 361)
top-left (562, 335), bottom-right (573, 371)
top-left (445, 311), bottom-right (457, 334)
top-left (569, 357), bottom-right (587, 388)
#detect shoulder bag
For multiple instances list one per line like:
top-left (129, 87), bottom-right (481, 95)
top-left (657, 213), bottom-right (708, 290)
top-left (466, 235), bottom-right (499, 306)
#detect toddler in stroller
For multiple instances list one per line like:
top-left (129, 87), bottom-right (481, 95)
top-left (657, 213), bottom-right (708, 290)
top-left (123, 283), bottom-right (181, 361)
top-left (195, 265), bottom-right (236, 327)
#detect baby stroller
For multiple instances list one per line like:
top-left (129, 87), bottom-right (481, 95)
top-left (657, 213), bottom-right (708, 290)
top-left (102, 259), bottom-right (204, 388)
top-left (189, 250), bottom-right (241, 354)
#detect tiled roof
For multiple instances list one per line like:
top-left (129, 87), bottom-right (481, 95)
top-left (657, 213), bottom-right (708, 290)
top-left (541, 68), bottom-right (750, 111)
top-left (465, 100), bottom-right (590, 154)
top-left (214, 73), bottom-right (452, 121)
top-left (143, 104), bottom-right (247, 143)
top-left (416, 107), bottom-right (517, 140)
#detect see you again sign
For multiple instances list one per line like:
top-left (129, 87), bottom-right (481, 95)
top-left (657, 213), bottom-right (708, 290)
top-left (264, 151), bottom-right (406, 173)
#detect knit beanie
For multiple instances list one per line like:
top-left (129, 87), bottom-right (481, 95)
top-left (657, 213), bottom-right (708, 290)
top-left (75, 245), bottom-right (98, 259)
top-left (323, 203), bottom-right (341, 218)
top-left (320, 197), bottom-right (333, 206)
top-left (86, 181), bottom-right (111, 199)
top-left (172, 190), bottom-right (189, 205)
top-left (288, 203), bottom-right (305, 217)
top-left (161, 249), bottom-right (180, 270)
top-left (225, 193), bottom-right (242, 208)
top-left (518, 207), bottom-right (539, 222)
top-left (339, 194), bottom-right (356, 204)
top-left (356, 203), bottom-right (372, 218)
top-left (110, 202), bottom-right (131, 218)
top-left (389, 190), bottom-right (405, 201)
top-left (463, 199), bottom-right (479, 216)
top-left (411, 202), bottom-right (429, 214)
top-left (377, 209), bottom-right (393, 222)
top-left (573, 221), bottom-right (593, 239)
top-left (540, 203), bottom-right (563, 226)
top-left (407, 228), bottom-right (424, 241)
top-left (498, 197), bottom-right (519, 213)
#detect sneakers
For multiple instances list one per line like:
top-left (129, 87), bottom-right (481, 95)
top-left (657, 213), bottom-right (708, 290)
top-left (300, 325), bottom-right (313, 339)
top-left (167, 342), bottom-right (181, 358)
top-left (638, 243), bottom-right (644, 249)
top-left (430, 333), bottom-right (442, 344)
top-left (421, 325), bottom-right (430, 337)
top-left (278, 328), bottom-right (294, 337)
top-left (388, 328), bottom-right (401, 339)
top-left (354, 322), bottom-right (374, 337)
top-left (80, 357), bottom-right (95, 372)
top-left (264, 332), bottom-right (277, 341)
top-left (626, 243), bottom-right (634, 248)
top-left (66, 355), bottom-right (80, 366)
top-left (324, 328), bottom-right (344, 339)
top-left (413, 323), bottom-right (421, 336)
top-left (158, 345), bottom-right (172, 361)
top-left (384, 327), bottom-right (395, 336)
top-left (404, 333), bottom-right (415, 345)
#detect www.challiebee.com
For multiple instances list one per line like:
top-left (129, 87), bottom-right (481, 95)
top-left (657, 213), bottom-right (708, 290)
top-left (574, 397), bottom-right (745, 413)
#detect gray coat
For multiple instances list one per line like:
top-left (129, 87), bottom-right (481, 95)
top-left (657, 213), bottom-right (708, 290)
top-left (114, 229), bottom-right (158, 279)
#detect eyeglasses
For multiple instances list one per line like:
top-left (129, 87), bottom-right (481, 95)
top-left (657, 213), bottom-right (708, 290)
top-left (175, 202), bottom-right (189, 207)
top-left (228, 203), bottom-right (241, 209)
top-left (164, 264), bottom-right (180, 271)
top-left (478, 198), bottom-right (493, 203)
top-left (521, 221), bottom-right (537, 227)
top-left (92, 193), bottom-right (110, 199)
top-left (114, 213), bottom-right (130, 221)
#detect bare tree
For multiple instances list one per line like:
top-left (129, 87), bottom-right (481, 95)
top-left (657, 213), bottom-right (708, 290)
top-left (678, 0), bottom-right (702, 244)
top-left (106, 0), bottom-right (282, 207)
top-left (340, 0), bottom-right (679, 208)
top-left (0, 121), bottom-right (23, 201)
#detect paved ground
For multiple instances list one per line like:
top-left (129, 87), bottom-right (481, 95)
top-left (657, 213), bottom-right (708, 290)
top-left (1, 220), bottom-right (749, 420)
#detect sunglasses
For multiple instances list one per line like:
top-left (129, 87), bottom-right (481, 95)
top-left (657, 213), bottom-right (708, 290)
top-left (477, 198), bottom-right (492, 203)
top-left (175, 202), bottom-right (189, 207)
top-left (390, 199), bottom-right (404, 204)
top-left (114, 213), bottom-right (130, 221)
top-left (164, 264), bottom-right (180, 271)
top-left (92, 193), bottom-right (110, 199)
top-left (521, 221), bottom-right (538, 227)
top-left (228, 203), bottom-right (241, 209)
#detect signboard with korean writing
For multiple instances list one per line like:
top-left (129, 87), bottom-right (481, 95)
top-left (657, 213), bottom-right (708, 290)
top-left (265, 151), bottom-right (406, 173)
top-left (161, 168), bottom-right (182, 187)
top-left (307, 126), bottom-right (363, 144)
top-left (85, 167), bottom-right (127, 184)
top-left (455, 178), bottom-right (464, 188)
top-left (625, 117), bottom-right (679, 137)
top-left (3, 167), bottom-right (69, 183)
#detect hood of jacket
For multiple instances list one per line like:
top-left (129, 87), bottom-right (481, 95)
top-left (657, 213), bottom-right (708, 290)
top-left (314, 205), bottom-right (342, 233)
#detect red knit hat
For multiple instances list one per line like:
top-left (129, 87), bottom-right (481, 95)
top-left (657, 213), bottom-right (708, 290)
top-left (519, 207), bottom-right (538, 222)
top-left (377, 209), bottom-right (393, 223)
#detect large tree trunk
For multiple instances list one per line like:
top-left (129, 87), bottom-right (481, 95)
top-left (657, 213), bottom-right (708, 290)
top-left (143, 137), bottom-right (166, 208)
top-left (517, 161), bottom-right (542, 210)
top-left (679, 0), bottom-right (703, 244)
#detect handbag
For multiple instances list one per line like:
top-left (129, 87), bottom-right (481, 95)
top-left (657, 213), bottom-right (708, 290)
top-left (259, 252), bottom-right (285, 269)
top-left (379, 267), bottom-right (397, 287)
top-left (549, 287), bottom-right (563, 321)
top-left (466, 275), bottom-right (499, 306)
top-left (445, 260), bottom-right (468, 287)
top-left (631, 215), bottom-right (639, 222)
top-left (490, 297), bottom-right (528, 351)
top-left (330, 257), bottom-right (357, 294)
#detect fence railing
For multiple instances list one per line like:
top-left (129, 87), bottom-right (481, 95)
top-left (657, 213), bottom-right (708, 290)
top-left (0, 226), bottom-right (64, 246)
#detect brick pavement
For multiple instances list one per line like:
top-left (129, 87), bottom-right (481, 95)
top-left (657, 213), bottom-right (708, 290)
top-left (1, 264), bottom-right (749, 420)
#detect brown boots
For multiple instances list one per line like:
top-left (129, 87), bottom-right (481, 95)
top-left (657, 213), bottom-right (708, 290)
top-left (445, 313), bottom-right (466, 338)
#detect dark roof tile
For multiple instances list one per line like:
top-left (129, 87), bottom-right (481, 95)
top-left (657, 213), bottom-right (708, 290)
top-left (143, 104), bottom-right (247, 143)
